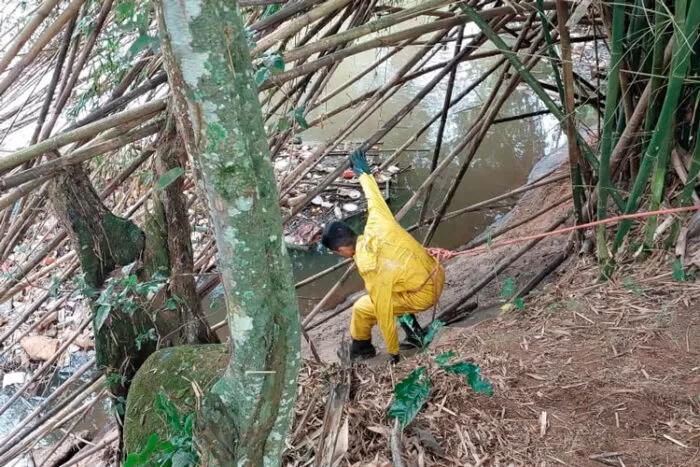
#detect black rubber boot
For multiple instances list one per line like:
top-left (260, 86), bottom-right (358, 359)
top-left (349, 339), bottom-right (376, 361)
top-left (400, 314), bottom-right (426, 350)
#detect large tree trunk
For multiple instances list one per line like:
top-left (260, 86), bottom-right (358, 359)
top-left (49, 165), bottom-right (154, 391)
top-left (156, 130), bottom-right (219, 344)
top-left (157, 0), bottom-right (302, 464)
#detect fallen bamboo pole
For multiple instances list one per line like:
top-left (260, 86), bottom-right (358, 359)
top-left (0, 99), bottom-right (166, 173)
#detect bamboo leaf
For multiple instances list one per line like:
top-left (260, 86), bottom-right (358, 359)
top-left (155, 167), bottom-right (185, 191)
top-left (94, 303), bottom-right (111, 332)
top-left (388, 367), bottom-right (431, 430)
top-left (254, 67), bottom-right (270, 86)
top-left (293, 106), bottom-right (309, 129)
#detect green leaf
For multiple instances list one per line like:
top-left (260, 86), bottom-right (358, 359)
top-left (388, 367), bottom-right (431, 429)
top-left (673, 258), bottom-right (687, 282)
top-left (95, 303), bottom-right (111, 332)
top-left (155, 167), bottom-right (185, 191)
top-left (514, 297), bottom-right (525, 311)
top-left (255, 67), bottom-right (270, 86)
top-left (434, 351), bottom-right (455, 366)
top-left (265, 53), bottom-right (284, 73)
top-left (293, 106), bottom-right (309, 129)
top-left (486, 226), bottom-right (492, 249)
top-left (139, 433), bottom-right (160, 461)
top-left (124, 453), bottom-right (139, 467)
top-left (500, 277), bottom-right (516, 300)
top-left (421, 319), bottom-right (444, 348)
top-left (439, 360), bottom-right (494, 397)
top-left (276, 116), bottom-right (291, 132)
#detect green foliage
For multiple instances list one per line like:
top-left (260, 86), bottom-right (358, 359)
top-left (436, 352), bottom-right (494, 396)
top-left (500, 277), bottom-right (525, 311)
top-left (155, 167), bottom-right (185, 191)
top-left (398, 314), bottom-right (444, 349)
top-left (388, 352), bottom-right (493, 431)
top-left (500, 277), bottom-right (516, 299)
top-left (292, 106), bottom-right (309, 129)
top-left (91, 263), bottom-right (166, 334)
top-left (124, 392), bottom-right (199, 467)
top-left (136, 328), bottom-right (158, 350)
top-left (672, 258), bottom-right (696, 282)
top-left (254, 52), bottom-right (285, 86)
top-left (388, 367), bottom-right (430, 430)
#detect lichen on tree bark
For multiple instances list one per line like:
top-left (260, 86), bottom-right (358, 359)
top-left (156, 0), bottom-right (301, 464)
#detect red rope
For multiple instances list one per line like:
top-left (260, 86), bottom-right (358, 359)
top-left (426, 205), bottom-right (700, 261)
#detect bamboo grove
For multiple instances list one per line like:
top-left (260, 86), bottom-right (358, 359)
top-left (0, 0), bottom-right (698, 463)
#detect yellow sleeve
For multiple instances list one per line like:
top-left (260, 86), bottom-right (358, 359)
top-left (372, 276), bottom-right (399, 356)
top-left (358, 173), bottom-right (394, 222)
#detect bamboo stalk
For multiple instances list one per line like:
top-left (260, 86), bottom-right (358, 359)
top-left (251, 0), bottom-right (351, 55)
top-left (0, 357), bottom-right (96, 448)
top-left (0, 120), bottom-right (164, 192)
top-left (29, 13), bottom-right (78, 146)
top-left (279, 25), bottom-right (459, 198)
top-left (0, 100), bottom-right (166, 173)
top-left (282, 0), bottom-right (457, 63)
top-left (612, 2), bottom-right (700, 253)
top-left (422, 13), bottom-right (537, 246)
top-left (556, 0), bottom-right (586, 231)
top-left (0, 0), bottom-right (64, 77)
top-left (0, 0), bottom-right (88, 99)
top-left (262, 3), bottom-right (559, 91)
top-left (0, 315), bottom-right (91, 419)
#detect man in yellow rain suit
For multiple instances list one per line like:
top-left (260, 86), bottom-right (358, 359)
top-left (321, 149), bottom-right (445, 364)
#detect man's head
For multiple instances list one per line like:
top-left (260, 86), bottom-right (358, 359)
top-left (321, 221), bottom-right (357, 258)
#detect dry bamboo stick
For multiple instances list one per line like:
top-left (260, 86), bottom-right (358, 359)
top-left (262, 2), bottom-right (557, 90)
top-left (0, 120), bottom-right (164, 192)
top-left (251, 0), bottom-right (352, 55)
top-left (0, 357), bottom-right (96, 448)
top-left (0, 262), bottom-right (78, 345)
top-left (34, 387), bottom-right (106, 467)
top-left (0, 99), bottom-right (166, 173)
top-left (278, 25), bottom-right (457, 197)
top-left (282, 0), bottom-right (457, 63)
top-left (0, 0), bottom-right (64, 77)
top-left (41, 0), bottom-right (116, 141)
top-left (58, 430), bottom-right (119, 467)
top-left (29, 13), bottom-right (78, 147)
top-left (0, 177), bottom-right (49, 213)
top-left (0, 375), bottom-right (105, 463)
top-left (0, 315), bottom-right (91, 419)
top-left (283, 20), bottom-right (496, 220)
top-left (0, 0), bottom-right (88, 99)
top-left (423, 15), bottom-right (541, 245)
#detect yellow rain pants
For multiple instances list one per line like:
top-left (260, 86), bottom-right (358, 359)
top-left (350, 173), bottom-right (445, 355)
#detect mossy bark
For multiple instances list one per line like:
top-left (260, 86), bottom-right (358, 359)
top-left (49, 165), bottom-right (155, 390)
top-left (123, 344), bottom-right (228, 454)
top-left (156, 0), bottom-right (301, 464)
top-left (156, 132), bottom-right (218, 344)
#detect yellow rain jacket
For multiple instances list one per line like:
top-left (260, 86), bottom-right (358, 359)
top-left (350, 173), bottom-right (445, 355)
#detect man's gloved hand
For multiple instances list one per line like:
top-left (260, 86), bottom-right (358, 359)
top-left (349, 149), bottom-right (371, 176)
top-left (389, 354), bottom-right (400, 365)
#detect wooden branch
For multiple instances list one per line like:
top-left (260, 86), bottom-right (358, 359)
top-left (0, 0), bottom-right (88, 99)
top-left (0, 99), bottom-right (166, 173)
